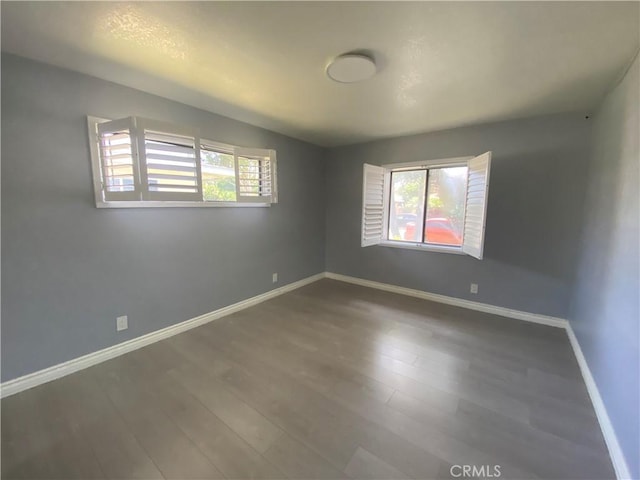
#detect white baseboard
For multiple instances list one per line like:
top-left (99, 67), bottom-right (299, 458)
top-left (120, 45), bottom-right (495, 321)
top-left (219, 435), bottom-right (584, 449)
top-left (325, 272), bottom-right (568, 328)
top-left (0, 272), bottom-right (325, 399)
top-left (566, 324), bottom-right (632, 480)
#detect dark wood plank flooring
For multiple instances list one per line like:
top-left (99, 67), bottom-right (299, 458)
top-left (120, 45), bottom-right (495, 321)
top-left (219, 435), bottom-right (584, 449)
top-left (1, 279), bottom-right (615, 479)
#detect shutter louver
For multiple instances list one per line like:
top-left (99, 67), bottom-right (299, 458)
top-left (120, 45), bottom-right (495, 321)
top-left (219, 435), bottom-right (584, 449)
top-left (96, 117), bottom-right (140, 201)
top-left (235, 148), bottom-right (277, 203)
top-left (361, 164), bottom-right (386, 247)
top-left (138, 119), bottom-right (202, 201)
top-left (462, 151), bottom-right (492, 259)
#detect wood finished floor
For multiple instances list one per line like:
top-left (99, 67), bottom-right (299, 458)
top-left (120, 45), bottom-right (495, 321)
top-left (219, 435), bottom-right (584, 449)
top-left (1, 279), bottom-right (615, 480)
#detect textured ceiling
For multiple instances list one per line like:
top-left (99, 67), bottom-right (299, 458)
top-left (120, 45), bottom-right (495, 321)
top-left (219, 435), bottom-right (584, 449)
top-left (2, 2), bottom-right (639, 146)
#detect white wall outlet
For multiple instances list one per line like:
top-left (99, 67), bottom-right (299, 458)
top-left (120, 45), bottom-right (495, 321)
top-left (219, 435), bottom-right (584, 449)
top-left (116, 315), bottom-right (128, 331)
top-left (470, 283), bottom-right (478, 294)
top-left (272, 272), bottom-right (278, 283)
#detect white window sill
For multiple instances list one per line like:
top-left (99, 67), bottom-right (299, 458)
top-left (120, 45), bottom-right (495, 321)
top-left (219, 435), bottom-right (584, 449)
top-left (97, 201), bottom-right (271, 209)
top-left (379, 240), bottom-right (465, 255)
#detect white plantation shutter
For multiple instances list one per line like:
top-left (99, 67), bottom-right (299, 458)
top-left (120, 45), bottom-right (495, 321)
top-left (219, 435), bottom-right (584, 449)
top-left (137, 119), bottom-right (202, 201)
top-left (361, 164), bottom-right (387, 247)
top-left (89, 115), bottom-right (279, 207)
top-left (96, 117), bottom-right (140, 201)
top-left (235, 148), bottom-right (277, 203)
top-left (463, 151), bottom-right (492, 259)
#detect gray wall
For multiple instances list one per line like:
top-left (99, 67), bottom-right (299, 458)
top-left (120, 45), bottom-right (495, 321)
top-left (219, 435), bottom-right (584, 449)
top-left (569, 53), bottom-right (639, 479)
top-left (326, 114), bottom-right (592, 318)
top-left (1, 54), bottom-right (326, 382)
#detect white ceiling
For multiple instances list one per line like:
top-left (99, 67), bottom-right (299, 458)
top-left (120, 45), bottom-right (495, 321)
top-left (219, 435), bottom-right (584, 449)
top-left (2, 2), bottom-right (638, 147)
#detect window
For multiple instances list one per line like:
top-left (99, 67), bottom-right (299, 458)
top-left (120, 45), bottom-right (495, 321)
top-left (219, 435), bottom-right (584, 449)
top-left (361, 153), bottom-right (491, 259)
top-left (201, 143), bottom-right (237, 202)
top-left (88, 116), bottom-right (277, 207)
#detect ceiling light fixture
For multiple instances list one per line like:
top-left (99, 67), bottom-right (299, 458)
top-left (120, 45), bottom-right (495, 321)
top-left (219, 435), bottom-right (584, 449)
top-left (326, 53), bottom-right (376, 83)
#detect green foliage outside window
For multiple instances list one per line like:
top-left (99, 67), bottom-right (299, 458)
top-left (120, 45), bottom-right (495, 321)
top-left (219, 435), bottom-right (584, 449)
top-left (203, 178), bottom-right (236, 201)
top-left (202, 149), bottom-right (237, 201)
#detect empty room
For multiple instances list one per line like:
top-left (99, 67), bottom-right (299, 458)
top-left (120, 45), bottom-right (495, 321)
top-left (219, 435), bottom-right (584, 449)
top-left (1, 2), bottom-right (639, 479)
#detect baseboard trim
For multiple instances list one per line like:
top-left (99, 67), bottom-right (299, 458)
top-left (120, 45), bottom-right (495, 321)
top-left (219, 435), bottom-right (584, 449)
top-left (566, 324), bottom-right (632, 480)
top-left (325, 272), bottom-right (568, 328)
top-left (0, 272), bottom-right (325, 399)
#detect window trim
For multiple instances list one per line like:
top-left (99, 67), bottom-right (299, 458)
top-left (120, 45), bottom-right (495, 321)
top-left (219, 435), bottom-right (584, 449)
top-left (380, 240), bottom-right (467, 255)
top-left (87, 116), bottom-right (276, 208)
top-left (382, 156), bottom-right (473, 171)
top-left (95, 200), bottom-right (270, 209)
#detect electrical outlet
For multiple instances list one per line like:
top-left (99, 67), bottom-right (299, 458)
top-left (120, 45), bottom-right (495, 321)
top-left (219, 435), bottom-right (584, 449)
top-left (272, 272), bottom-right (278, 283)
top-left (470, 283), bottom-right (478, 294)
top-left (116, 315), bottom-right (128, 331)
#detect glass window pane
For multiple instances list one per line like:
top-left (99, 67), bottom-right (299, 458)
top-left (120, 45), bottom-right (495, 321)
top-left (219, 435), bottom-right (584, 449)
top-left (425, 166), bottom-right (467, 246)
top-left (388, 170), bottom-right (426, 242)
top-left (201, 146), bottom-right (236, 201)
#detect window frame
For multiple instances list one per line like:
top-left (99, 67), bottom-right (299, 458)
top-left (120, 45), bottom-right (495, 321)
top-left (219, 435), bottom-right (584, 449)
top-left (87, 116), bottom-right (276, 208)
top-left (380, 156), bottom-right (472, 254)
top-left (358, 153), bottom-right (492, 256)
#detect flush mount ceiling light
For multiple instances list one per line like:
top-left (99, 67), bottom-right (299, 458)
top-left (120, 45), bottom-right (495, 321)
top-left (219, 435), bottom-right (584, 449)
top-left (326, 54), bottom-right (377, 83)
